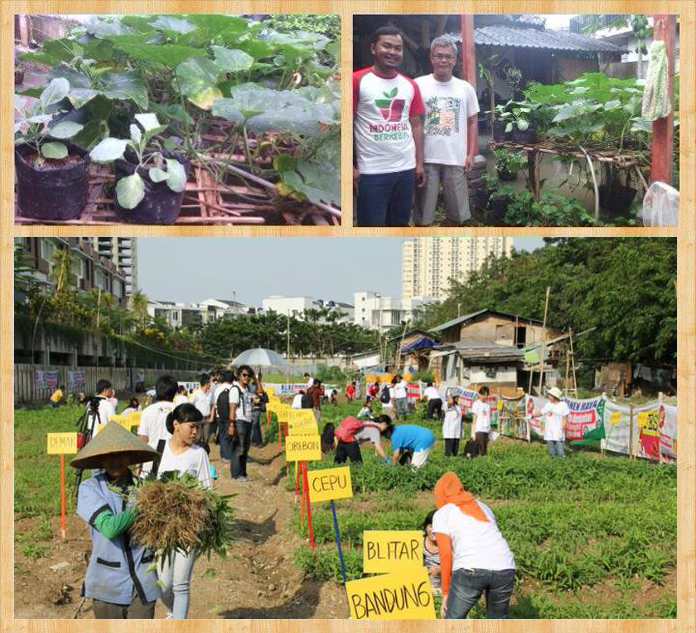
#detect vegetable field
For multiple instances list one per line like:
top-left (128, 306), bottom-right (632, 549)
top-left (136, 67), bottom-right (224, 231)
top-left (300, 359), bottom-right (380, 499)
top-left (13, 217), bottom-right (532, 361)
top-left (14, 14), bottom-right (340, 225)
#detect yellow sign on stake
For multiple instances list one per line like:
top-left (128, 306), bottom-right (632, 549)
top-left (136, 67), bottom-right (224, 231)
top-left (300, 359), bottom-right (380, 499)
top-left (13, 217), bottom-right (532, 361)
top-left (307, 466), bottom-right (353, 502)
top-left (285, 434), bottom-right (321, 461)
top-left (363, 531), bottom-right (423, 574)
top-left (345, 567), bottom-right (436, 619)
top-left (288, 426), bottom-right (319, 437)
top-left (47, 432), bottom-right (78, 455)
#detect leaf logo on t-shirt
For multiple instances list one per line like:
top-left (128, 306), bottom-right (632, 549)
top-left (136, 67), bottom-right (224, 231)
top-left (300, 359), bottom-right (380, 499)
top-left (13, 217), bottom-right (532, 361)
top-left (374, 87), bottom-right (405, 122)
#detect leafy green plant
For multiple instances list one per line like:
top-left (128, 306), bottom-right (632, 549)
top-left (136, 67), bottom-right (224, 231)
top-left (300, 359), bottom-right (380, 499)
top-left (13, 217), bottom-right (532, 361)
top-left (89, 112), bottom-right (186, 209)
top-left (14, 78), bottom-right (84, 165)
top-left (503, 190), bottom-right (594, 227)
top-left (492, 147), bottom-right (525, 175)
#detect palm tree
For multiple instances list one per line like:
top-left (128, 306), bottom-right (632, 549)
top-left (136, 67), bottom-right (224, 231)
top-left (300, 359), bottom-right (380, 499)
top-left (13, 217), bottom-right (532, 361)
top-left (51, 246), bottom-right (76, 295)
top-left (129, 290), bottom-right (150, 331)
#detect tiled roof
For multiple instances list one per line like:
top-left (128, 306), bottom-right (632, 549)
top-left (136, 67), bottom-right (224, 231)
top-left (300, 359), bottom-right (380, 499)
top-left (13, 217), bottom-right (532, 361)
top-left (474, 25), bottom-right (627, 53)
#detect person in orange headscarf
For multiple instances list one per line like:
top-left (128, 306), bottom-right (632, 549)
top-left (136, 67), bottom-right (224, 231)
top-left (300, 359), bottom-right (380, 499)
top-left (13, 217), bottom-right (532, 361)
top-left (432, 472), bottom-right (516, 619)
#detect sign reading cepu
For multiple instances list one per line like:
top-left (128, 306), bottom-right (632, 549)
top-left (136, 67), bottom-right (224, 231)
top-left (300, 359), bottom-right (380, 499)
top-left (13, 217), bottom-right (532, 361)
top-left (363, 530), bottom-right (423, 573)
top-left (307, 466), bottom-right (352, 502)
top-left (345, 567), bottom-right (435, 619)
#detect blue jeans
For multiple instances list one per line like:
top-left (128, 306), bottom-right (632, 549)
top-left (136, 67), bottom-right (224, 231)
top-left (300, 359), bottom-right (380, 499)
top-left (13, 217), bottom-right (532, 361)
top-left (446, 568), bottom-right (515, 619)
top-left (218, 420), bottom-right (232, 461)
top-left (546, 440), bottom-right (565, 457)
top-left (158, 550), bottom-right (197, 619)
top-left (357, 169), bottom-right (415, 226)
top-left (395, 397), bottom-right (409, 419)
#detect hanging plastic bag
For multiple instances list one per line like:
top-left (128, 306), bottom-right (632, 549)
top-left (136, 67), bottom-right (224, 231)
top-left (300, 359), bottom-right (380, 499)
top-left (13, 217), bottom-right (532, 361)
top-left (637, 181), bottom-right (679, 226)
top-left (642, 40), bottom-right (670, 121)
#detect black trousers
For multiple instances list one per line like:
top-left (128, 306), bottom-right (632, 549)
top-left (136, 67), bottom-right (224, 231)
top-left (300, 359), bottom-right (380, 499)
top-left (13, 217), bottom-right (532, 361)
top-left (231, 419), bottom-right (253, 478)
top-left (92, 596), bottom-right (155, 619)
top-left (251, 410), bottom-right (263, 446)
top-left (426, 398), bottom-right (443, 420)
top-left (334, 440), bottom-right (362, 464)
top-left (475, 431), bottom-right (489, 456)
top-left (445, 438), bottom-right (460, 456)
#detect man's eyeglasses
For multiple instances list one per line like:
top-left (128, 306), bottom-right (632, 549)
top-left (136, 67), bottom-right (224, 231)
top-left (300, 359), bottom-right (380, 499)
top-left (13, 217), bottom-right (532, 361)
top-left (241, 373), bottom-right (250, 378)
top-left (432, 54), bottom-right (455, 61)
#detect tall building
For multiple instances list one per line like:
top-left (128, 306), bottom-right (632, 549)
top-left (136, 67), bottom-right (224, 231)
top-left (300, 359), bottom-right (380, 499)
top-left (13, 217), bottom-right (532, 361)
top-left (401, 237), bottom-right (513, 300)
top-left (89, 238), bottom-right (138, 295)
top-left (353, 291), bottom-right (430, 333)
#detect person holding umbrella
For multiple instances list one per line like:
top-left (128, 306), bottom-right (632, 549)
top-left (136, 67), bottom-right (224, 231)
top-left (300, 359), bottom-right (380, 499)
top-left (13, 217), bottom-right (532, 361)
top-left (71, 421), bottom-right (161, 619)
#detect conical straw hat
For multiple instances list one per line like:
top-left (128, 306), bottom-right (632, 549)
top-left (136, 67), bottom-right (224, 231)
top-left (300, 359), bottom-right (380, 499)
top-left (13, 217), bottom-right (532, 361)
top-left (70, 420), bottom-right (160, 470)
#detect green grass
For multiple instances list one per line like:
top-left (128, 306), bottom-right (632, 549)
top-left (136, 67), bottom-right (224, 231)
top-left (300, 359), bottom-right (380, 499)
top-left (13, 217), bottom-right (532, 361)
top-left (291, 401), bottom-right (677, 618)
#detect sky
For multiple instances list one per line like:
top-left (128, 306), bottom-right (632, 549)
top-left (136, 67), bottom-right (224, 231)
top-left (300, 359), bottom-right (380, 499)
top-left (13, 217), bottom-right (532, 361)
top-left (137, 237), bottom-right (544, 306)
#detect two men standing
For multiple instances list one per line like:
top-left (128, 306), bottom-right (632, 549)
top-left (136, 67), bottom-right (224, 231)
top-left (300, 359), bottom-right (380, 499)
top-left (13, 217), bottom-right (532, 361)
top-left (353, 28), bottom-right (479, 226)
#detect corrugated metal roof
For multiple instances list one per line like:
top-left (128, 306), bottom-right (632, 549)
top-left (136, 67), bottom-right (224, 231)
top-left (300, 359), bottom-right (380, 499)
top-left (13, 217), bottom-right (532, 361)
top-left (474, 26), bottom-right (627, 53)
top-left (430, 308), bottom-right (545, 334)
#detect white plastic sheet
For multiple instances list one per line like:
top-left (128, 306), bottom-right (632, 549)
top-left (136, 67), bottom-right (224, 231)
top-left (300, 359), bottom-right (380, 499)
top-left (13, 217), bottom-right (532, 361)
top-left (638, 181), bottom-right (679, 227)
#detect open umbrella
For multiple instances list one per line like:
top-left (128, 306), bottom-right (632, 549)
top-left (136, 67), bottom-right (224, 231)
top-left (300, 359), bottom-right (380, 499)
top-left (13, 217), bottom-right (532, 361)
top-left (231, 348), bottom-right (286, 367)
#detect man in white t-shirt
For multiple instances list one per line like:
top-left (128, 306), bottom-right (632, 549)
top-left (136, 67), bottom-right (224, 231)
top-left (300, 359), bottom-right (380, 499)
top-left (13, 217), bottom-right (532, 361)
top-left (424, 381), bottom-right (443, 420)
top-left (471, 386), bottom-right (492, 456)
top-left (228, 365), bottom-right (254, 481)
top-left (391, 375), bottom-right (409, 420)
top-left (414, 36), bottom-right (480, 227)
top-left (85, 379), bottom-right (116, 437)
top-left (304, 373), bottom-right (313, 390)
top-left (353, 26), bottom-right (425, 227)
top-left (541, 387), bottom-right (570, 457)
top-left (137, 375), bottom-right (178, 476)
top-left (191, 373), bottom-right (212, 451)
top-left (292, 392), bottom-right (304, 409)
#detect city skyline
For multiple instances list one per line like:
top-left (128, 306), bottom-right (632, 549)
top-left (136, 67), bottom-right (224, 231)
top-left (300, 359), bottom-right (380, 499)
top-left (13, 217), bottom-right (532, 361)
top-left (137, 237), bottom-right (544, 306)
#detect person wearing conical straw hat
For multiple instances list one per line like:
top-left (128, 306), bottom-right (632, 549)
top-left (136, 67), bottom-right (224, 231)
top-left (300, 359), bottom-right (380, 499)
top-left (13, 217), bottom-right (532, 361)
top-left (70, 420), bottom-right (161, 619)
top-left (431, 472), bottom-right (515, 619)
top-left (541, 387), bottom-right (569, 457)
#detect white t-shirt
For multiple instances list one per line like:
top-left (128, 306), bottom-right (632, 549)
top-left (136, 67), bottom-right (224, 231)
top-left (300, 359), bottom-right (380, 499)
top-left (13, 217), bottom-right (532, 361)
top-left (541, 400), bottom-right (570, 441)
top-left (137, 400), bottom-right (175, 476)
top-left (442, 405), bottom-right (463, 439)
top-left (90, 397), bottom-right (115, 436)
top-left (424, 386), bottom-right (441, 401)
top-left (355, 424), bottom-right (382, 446)
top-left (305, 378), bottom-right (314, 389)
top-left (394, 380), bottom-right (408, 399)
top-left (230, 381), bottom-right (252, 422)
top-left (353, 68), bottom-right (425, 174)
top-left (414, 74), bottom-right (480, 166)
top-left (157, 442), bottom-right (211, 489)
top-left (292, 394), bottom-right (303, 409)
top-left (191, 388), bottom-right (211, 417)
top-left (432, 502), bottom-right (515, 571)
top-left (471, 399), bottom-right (492, 434)
top-left (173, 394), bottom-right (189, 405)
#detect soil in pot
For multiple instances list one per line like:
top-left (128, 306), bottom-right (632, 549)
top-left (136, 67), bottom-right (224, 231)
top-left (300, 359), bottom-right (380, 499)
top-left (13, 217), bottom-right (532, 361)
top-left (485, 194), bottom-right (510, 225)
top-left (497, 168), bottom-right (517, 182)
top-left (492, 120), bottom-right (512, 141)
top-left (114, 150), bottom-right (191, 224)
top-left (598, 184), bottom-right (637, 215)
top-left (512, 124), bottom-right (538, 144)
top-left (15, 143), bottom-right (89, 221)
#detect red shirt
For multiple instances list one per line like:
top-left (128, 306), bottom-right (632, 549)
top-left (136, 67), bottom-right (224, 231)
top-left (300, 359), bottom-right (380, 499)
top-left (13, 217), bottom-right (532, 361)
top-left (346, 384), bottom-right (355, 398)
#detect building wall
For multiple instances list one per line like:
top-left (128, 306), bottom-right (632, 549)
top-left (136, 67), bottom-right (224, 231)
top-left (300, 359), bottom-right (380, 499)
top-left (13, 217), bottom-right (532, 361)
top-left (438, 314), bottom-right (562, 345)
top-left (262, 296), bottom-right (315, 316)
top-left (401, 237), bottom-right (513, 300)
top-left (354, 291), bottom-right (426, 333)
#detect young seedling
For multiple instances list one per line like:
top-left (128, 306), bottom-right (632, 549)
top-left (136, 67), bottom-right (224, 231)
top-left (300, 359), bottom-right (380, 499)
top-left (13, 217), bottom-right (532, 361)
top-left (89, 113), bottom-right (186, 209)
top-left (14, 78), bottom-right (84, 167)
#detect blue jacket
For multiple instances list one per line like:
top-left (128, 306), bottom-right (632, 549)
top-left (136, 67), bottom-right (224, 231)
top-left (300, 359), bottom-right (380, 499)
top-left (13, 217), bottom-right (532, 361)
top-left (77, 473), bottom-right (161, 605)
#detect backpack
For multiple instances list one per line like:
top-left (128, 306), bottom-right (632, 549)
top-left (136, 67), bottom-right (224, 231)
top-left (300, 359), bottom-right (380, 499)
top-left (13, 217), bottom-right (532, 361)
top-left (301, 393), bottom-right (313, 409)
top-left (380, 385), bottom-right (391, 404)
top-left (335, 416), bottom-right (365, 443)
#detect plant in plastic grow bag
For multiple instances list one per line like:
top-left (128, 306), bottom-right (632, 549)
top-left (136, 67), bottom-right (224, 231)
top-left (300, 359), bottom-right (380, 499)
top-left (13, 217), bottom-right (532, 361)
top-left (14, 78), bottom-right (90, 220)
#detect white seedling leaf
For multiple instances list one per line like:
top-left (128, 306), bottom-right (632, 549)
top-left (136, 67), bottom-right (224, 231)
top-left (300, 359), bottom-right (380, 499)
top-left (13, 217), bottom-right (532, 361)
top-left (41, 142), bottom-right (68, 159)
top-left (134, 112), bottom-right (161, 132)
top-left (90, 137), bottom-right (129, 162)
top-left (148, 167), bottom-right (168, 183)
top-left (49, 120), bottom-right (84, 139)
top-left (40, 77), bottom-right (70, 109)
top-left (130, 124), bottom-right (142, 143)
top-left (116, 173), bottom-right (146, 209)
top-left (164, 158), bottom-right (186, 192)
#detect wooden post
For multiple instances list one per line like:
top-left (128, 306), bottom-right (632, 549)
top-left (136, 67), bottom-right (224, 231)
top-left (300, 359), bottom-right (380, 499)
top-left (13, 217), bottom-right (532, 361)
top-left (537, 287), bottom-right (551, 395)
top-left (650, 15), bottom-right (676, 185)
top-left (569, 328), bottom-right (578, 398)
top-left (460, 14), bottom-right (478, 149)
top-left (528, 150), bottom-right (540, 201)
top-left (629, 404), bottom-right (635, 459)
top-left (60, 454), bottom-right (66, 540)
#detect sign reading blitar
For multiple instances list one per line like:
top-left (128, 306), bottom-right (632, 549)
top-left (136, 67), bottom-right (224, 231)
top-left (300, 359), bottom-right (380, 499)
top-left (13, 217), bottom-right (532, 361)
top-left (345, 567), bottom-right (436, 619)
top-left (363, 530), bottom-right (423, 573)
top-left (307, 466), bottom-right (352, 502)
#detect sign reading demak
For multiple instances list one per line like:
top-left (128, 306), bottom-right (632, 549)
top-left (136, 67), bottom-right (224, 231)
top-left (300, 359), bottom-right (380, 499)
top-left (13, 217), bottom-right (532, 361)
top-left (285, 434), bottom-right (321, 462)
top-left (363, 530), bottom-right (423, 573)
top-left (307, 466), bottom-right (353, 502)
top-left (47, 433), bottom-right (78, 455)
top-left (345, 567), bottom-right (435, 619)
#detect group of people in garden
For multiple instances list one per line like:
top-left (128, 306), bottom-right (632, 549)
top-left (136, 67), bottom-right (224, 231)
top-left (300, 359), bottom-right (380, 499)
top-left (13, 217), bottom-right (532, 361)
top-left (70, 366), bottom-right (569, 620)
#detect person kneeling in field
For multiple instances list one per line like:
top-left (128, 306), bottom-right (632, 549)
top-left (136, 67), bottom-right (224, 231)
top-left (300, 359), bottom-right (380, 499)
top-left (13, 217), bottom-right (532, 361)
top-left (383, 422), bottom-right (435, 467)
top-left (71, 421), bottom-right (162, 619)
top-left (433, 472), bottom-right (516, 619)
top-left (322, 414), bottom-right (393, 463)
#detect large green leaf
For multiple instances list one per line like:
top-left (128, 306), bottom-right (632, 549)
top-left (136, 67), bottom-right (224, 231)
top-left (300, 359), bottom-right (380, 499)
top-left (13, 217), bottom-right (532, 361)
top-left (212, 46), bottom-right (254, 73)
top-left (280, 159), bottom-right (339, 206)
top-left (116, 173), bottom-right (146, 209)
top-left (113, 43), bottom-right (205, 69)
top-left (68, 89), bottom-right (99, 109)
top-left (41, 142), bottom-right (68, 160)
top-left (176, 57), bottom-right (223, 110)
top-left (99, 71), bottom-right (148, 108)
top-left (82, 38), bottom-right (115, 62)
top-left (49, 66), bottom-right (92, 89)
top-left (181, 14), bottom-right (253, 47)
top-left (151, 15), bottom-right (196, 34)
top-left (85, 17), bottom-right (133, 38)
top-left (148, 167), bottom-right (168, 183)
top-left (165, 158), bottom-right (187, 192)
top-left (40, 78), bottom-right (70, 110)
top-left (90, 137), bottom-right (129, 162)
top-left (42, 38), bottom-right (83, 64)
top-left (48, 121), bottom-right (83, 139)
top-left (134, 113), bottom-right (161, 132)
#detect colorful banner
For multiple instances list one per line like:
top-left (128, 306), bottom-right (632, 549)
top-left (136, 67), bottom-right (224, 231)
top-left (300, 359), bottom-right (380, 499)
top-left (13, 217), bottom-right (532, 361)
top-left (658, 404), bottom-right (677, 462)
top-left (525, 395), bottom-right (604, 441)
top-left (67, 370), bottom-right (85, 390)
top-left (36, 370), bottom-right (59, 391)
top-left (406, 382), bottom-right (421, 398)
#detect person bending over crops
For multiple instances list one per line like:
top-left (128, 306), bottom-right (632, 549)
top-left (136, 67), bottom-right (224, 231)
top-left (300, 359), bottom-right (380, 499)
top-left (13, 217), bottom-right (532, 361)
top-left (442, 395), bottom-right (463, 456)
top-left (433, 472), bottom-right (516, 619)
top-left (137, 375), bottom-right (178, 477)
top-left (382, 422), bottom-right (435, 467)
top-left (156, 404), bottom-right (211, 619)
top-left (71, 421), bottom-right (162, 619)
top-left (423, 509), bottom-right (441, 595)
top-left (357, 397), bottom-right (375, 420)
top-left (322, 414), bottom-right (393, 463)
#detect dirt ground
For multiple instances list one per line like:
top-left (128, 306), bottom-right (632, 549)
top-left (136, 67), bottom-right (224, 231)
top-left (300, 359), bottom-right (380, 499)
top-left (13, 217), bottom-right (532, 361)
top-left (14, 440), bottom-right (348, 619)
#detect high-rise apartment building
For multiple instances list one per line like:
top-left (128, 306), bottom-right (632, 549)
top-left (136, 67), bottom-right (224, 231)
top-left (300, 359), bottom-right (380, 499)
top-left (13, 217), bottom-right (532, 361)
top-left (402, 237), bottom-right (513, 300)
top-left (89, 238), bottom-right (138, 295)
